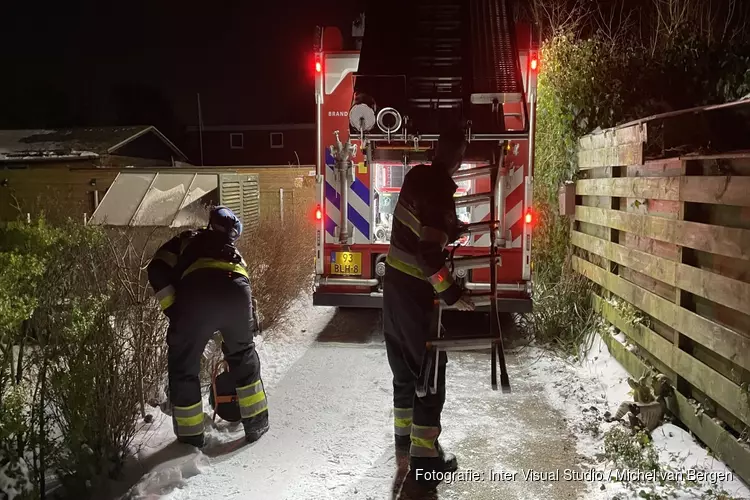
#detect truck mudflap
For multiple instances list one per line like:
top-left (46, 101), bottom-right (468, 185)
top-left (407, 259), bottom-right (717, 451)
top-left (313, 289), bottom-right (532, 313)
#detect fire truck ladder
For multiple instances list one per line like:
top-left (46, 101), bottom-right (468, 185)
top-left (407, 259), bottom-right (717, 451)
top-left (414, 0), bottom-right (528, 394)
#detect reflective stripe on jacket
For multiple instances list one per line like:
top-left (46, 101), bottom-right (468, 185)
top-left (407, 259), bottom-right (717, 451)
top-left (147, 229), bottom-right (248, 310)
top-left (386, 163), bottom-right (462, 305)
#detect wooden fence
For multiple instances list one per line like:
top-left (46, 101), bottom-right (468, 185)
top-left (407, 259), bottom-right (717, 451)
top-left (571, 100), bottom-right (750, 483)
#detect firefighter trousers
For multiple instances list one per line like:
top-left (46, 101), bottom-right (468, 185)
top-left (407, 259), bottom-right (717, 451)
top-left (383, 264), bottom-right (447, 459)
top-left (167, 272), bottom-right (268, 438)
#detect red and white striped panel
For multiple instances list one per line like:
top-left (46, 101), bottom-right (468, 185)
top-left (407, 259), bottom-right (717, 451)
top-left (470, 165), bottom-right (525, 248)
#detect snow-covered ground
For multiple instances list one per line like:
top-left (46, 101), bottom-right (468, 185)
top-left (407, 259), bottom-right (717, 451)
top-left (112, 295), bottom-right (749, 500)
top-left (521, 332), bottom-right (750, 500)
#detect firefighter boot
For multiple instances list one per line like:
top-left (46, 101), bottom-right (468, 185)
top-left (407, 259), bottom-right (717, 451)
top-left (395, 434), bottom-right (411, 450)
top-left (172, 417), bottom-right (205, 448)
top-left (243, 412), bottom-right (269, 443)
top-left (178, 434), bottom-right (205, 448)
top-left (409, 441), bottom-right (458, 489)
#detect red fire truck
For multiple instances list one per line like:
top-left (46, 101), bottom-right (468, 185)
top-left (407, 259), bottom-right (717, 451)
top-left (312, 1), bottom-right (539, 314)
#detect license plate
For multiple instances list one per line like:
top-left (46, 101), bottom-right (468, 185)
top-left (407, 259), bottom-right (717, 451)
top-left (330, 252), bottom-right (362, 275)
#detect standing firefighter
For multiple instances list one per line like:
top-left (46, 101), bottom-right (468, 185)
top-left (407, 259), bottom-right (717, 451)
top-left (147, 206), bottom-right (269, 448)
top-left (383, 125), bottom-right (475, 488)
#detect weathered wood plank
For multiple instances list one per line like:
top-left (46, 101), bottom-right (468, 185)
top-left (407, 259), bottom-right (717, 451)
top-left (576, 176), bottom-right (750, 207)
top-left (575, 206), bottom-right (750, 261)
top-left (627, 159), bottom-right (684, 177)
top-left (620, 267), bottom-right (676, 302)
top-left (577, 177), bottom-right (680, 200)
top-left (575, 231), bottom-right (675, 283)
top-left (572, 231), bottom-right (750, 315)
top-left (594, 294), bottom-right (750, 428)
top-left (678, 266), bottom-right (750, 317)
top-left (578, 143), bottom-right (644, 169)
top-left (598, 326), bottom-right (750, 485)
top-left (573, 256), bottom-right (750, 371)
top-left (682, 176), bottom-right (750, 207)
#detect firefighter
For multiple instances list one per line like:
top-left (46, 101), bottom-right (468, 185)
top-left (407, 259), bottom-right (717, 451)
top-left (147, 206), bottom-right (269, 448)
top-left (383, 124), bottom-right (475, 488)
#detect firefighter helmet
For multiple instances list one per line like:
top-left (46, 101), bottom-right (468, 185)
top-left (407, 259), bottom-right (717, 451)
top-left (209, 206), bottom-right (243, 242)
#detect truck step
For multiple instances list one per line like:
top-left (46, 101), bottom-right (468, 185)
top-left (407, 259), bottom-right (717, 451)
top-left (426, 337), bottom-right (501, 351)
top-left (451, 254), bottom-right (501, 272)
top-left (441, 293), bottom-right (500, 309)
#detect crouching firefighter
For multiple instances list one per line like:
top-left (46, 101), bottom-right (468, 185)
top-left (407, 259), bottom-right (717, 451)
top-left (147, 206), bottom-right (269, 448)
top-left (383, 124), bottom-right (475, 489)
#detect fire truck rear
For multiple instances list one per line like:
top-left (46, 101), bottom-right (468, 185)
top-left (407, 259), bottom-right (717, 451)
top-left (312, 1), bottom-right (539, 313)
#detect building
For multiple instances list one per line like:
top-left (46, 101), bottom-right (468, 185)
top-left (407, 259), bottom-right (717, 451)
top-left (0, 125), bottom-right (189, 168)
top-left (0, 126), bottom-right (190, 221)
top-left (184, 123), bottom-right (315, 166)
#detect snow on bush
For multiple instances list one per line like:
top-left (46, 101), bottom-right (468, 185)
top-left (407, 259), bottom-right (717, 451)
top-left (0, 451), bottom-right (33, 500)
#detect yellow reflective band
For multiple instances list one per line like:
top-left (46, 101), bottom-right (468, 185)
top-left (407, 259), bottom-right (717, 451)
top-left (394, 204), bottom-right (421, 236)
top-left (174, 402), bottom-right (203, 427)
top-left (411, 436), bottom-right (436, 450)
top-left (175, 413), bottom-right (204, 427)
top-left (385, 254), bottom-right (424, 280)
top-left (160, 294), bottom-right (175, 310)
top-left (155, 285), bottom-right (176, 311)
top-left (154, 249), bottom-right (178, 267)
top-left (239, 390), bottom-right (266, 409)
top-left (245, 403), bottom-right (269, 419)
top-left (182, 258), bottom-right (249, 280)
top-left (395, 417), bottom-right (413, 429)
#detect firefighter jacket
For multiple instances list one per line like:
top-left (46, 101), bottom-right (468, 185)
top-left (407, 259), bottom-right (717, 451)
top-left (386, 162), bottom-right (464, 305)
top-left (147, 228), bottom-right (249, 313)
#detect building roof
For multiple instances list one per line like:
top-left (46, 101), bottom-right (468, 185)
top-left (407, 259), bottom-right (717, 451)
top-left (0, 125), bottom-right (188, 163)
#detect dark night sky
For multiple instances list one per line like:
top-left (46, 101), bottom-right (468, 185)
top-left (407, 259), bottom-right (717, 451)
top-left (0, 1), bottom-right (364, 134)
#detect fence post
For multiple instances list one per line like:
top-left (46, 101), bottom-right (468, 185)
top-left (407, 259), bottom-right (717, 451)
top-left (279, 188), bottom-right (284, 224)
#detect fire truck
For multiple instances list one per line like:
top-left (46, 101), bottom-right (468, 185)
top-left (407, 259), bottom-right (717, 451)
top-left (312, 0), bottom-right (539, 315)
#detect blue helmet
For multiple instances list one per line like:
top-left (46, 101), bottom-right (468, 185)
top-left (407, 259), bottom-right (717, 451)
top-left (209, 206), bottom-right (243, 242)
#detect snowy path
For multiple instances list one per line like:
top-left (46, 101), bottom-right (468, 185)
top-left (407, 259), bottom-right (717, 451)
top-left (122, 305), bottom-right (583, 500)
top-left (120, 299), bottom-right (749, 500)
top-left (162, 343), bottom-right (583, 500)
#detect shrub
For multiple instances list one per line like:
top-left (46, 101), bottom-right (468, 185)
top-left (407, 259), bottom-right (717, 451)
top-left (237, 210), bottom-right (315, 334)
top-left (604, 426), bottom-right (660, 472)
top-left (0, 217), bottom-right (169, 498)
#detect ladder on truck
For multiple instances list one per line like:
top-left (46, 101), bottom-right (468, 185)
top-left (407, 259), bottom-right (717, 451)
top-left (411, 0), bottom-right (530, 394)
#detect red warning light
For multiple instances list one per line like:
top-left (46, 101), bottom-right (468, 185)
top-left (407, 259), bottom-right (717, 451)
top-left (315, 60), bottom-right (322, 73)
top-left (315, 205), bottom-right (323, 220)
top-left (530, 57), bottom-right (538, 71)
top-left (525, 210), bottom-right (533, 225)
